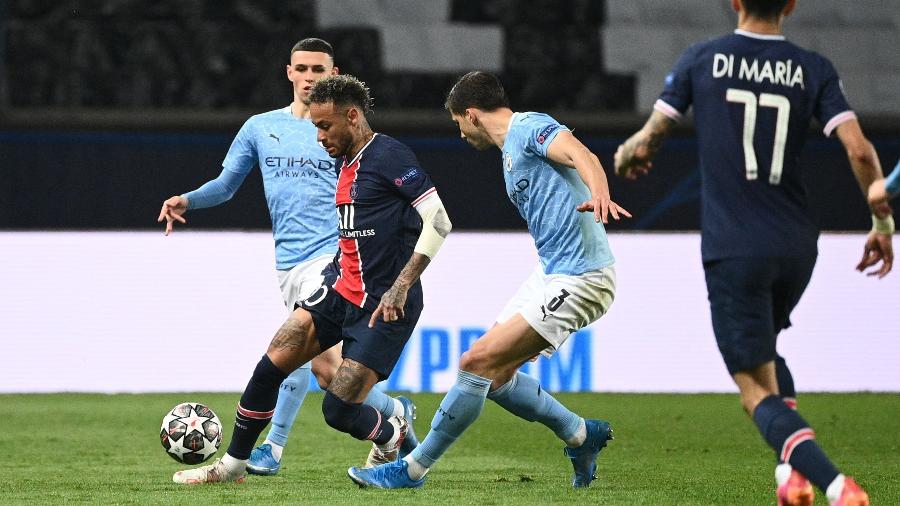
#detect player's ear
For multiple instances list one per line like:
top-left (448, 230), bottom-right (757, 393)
top-left (731, 0), bottom-right (741, 14)
top-left (466, 109), bottom-right (479, 127)
top-left (347, 106), bottom-right (358, 125)
top-left (331, 65), bottom-right (339, 76)
top-left (783, 0), bottom-right (796, 17)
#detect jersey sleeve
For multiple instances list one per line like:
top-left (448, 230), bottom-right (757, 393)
top-left (221, 118), bottom-right (259, 173)
top-left (381, 143), bottom-right (437, 207)
top-left (886, 160), bottom-right (900, 197)
top-left (522, 114), bottom-right (569, 158)
top-left (655, 44), bottom-right (699, 121)
top-left (815, 57), bottom-right (856, 138)
top-left (183, 118), bottom-right (257, 210)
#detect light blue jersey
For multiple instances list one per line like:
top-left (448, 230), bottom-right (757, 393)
top-left (501, 112), bottom-right (615, 275)
top-left (184, 106), bottom-right (338, 270)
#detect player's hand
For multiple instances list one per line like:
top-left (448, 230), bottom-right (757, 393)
top-left (614, 142), bottom-right (652, 180)
top-left (856, 230), bottom-right (893, 278)
top-left (368, 285), bottom-right (408, 328)
top-left (576, 196), bottom-right (632, 224)
top-left (157, 195), bottom-right (188, 236)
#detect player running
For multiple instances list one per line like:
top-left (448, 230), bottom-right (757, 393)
top-left (159, 41), bottom-right (417, 479)
top-left (614, 1), bottom-right (892, 504)
top-left (348, 71), bottom-right (630, 490)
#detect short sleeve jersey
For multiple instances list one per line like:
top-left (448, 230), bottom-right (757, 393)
top-left (331, 134), bottom-right (436, 311)
top-left (656, 30), bottom-right (855, 261)
top-left (502, 112), bottom-right (615, 275)
top-left (222, 106), bottom-right (339, 269)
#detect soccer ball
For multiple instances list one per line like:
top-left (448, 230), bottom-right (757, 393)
top-left (159, 402), bottom-right (222, 464)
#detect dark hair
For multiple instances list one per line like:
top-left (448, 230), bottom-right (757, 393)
top-left (742, 0), bottom-right (789, 20)
top-left (291, 38), bottom-right (334, 58)
top-left (444, 71), bottom-right (509, 115)
top-left (308, 74), bottom-right (373, 114)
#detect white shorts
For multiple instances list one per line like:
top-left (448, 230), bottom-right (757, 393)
top-left (495, 264), bottom-right (616, 357)
top-left (276, 255), bottom-right (333, 311)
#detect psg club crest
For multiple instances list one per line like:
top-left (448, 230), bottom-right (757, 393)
top-left (350, 183), bottom-right (359, 199)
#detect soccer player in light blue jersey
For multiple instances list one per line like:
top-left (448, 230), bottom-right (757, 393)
top-left (158, 38), bottom-right (417, 479)
top-left (348, 71), bottom-right (631, 490)
top-left (868, 160), bottom-right (900, 206)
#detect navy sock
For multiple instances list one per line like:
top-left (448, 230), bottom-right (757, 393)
top-left (227, 355), bottom-right (288, 459)
top-left (322, 390), bottom-right (394, 444)
top-left (753, 395), bottom-right (839, 492)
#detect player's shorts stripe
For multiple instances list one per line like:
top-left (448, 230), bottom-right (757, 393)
top-left (654, 99), bottom-right (683, 122)
top-left (366, 410), bottom-right (383, 441)
top-left (237, 404), bottom-right (275, 420)
top-left (412, 187), bottom-right (438, 207)
top-left (783, 397), bottom-right (798, 410)
top-left (823, 110), bottom-right (856, 137)
top-left (780, 428), bottom-right (815, 462)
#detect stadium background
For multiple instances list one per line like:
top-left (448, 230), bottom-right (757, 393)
top-left (2, 0), bottom-right (899, 393)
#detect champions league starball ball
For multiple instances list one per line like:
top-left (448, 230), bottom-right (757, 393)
top-left (159, 402), bottom-right (222, 464)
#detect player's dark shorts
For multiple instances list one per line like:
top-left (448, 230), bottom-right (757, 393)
top-left (299, 276), bottom-right (423, 380)
top-left (703, 256), bottom-right (816, 375)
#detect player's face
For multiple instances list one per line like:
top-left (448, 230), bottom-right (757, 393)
top-left (286, 51), bottom-right (337, 104)
top-left (450, 112), bottom-right (492, 151)
top-left (311, 101), bottom-right (352, 158)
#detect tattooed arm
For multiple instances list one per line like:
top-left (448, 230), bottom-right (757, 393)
top-left (368, 191), bottom-right (451, 327)
top-left (614, 110), bottom-right (677, 180)
top-left (368, 253), bottom-right (431, 327)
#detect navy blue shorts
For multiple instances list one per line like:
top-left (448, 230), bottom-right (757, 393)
top-left (299, 279), bottom-right (422, 380)
top-left (703, 256), bottom-right (816, 375)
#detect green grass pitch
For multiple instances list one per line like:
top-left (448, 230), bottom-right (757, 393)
top-left (1, 392), bottom-right (897, 505)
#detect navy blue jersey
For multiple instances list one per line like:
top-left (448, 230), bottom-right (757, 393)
top-left (657, 30), bottom-right (855, 260)
top-left (331, 134), bottom-right (436, 311)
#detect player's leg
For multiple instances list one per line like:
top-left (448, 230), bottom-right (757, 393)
top-left (327, 300), bottom-right (421, 475)
top-left (249, 258), bottom-right (333, 475)
top-left (347, 315), bottom-right (547, 489)
top-left (173, 306), bottom-right (324, 484)
top-left (484, 266), bottom-right (616, 487)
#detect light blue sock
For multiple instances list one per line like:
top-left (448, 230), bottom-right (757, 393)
top-left (265, 367), bottom-right (311, 447)
top-left (487, 372), bottom-right (581, 442)
top-left (410, 370), bottom-right (491, 468)
top-left (363, 386), bottom-right (397, 418)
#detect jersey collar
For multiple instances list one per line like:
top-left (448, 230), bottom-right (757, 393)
top-left (734, 29), bottom-right (785, 41)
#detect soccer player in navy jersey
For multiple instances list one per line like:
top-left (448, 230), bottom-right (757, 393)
top-left (347, 71), bottom-right (630, 490)
top-left (160, 41), bottom-right (419, 481)
top-left (868, 160), bottom-right (900, 206)
top-left (172, 73), bottom-right (451, 484)
top-left (615, 1), bottom-right (892, 504)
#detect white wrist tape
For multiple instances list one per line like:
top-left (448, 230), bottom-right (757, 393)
top-left (413, 191), bottom-right (452, 259)
top-left (872, 213), bottom-right (895, 235)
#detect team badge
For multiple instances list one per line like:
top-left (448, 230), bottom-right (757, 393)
top-left (504, 153), bottom-right (513, 172)
top-left (350, 183), bottom-right (359, 199)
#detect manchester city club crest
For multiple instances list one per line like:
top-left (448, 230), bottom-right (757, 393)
top-left (504, 153), bottom-right (512, 172)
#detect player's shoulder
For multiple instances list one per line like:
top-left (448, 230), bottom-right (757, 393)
top-left (246, 106), bottom-right (293, 124)
top-left (368, 133), bottom-right (415, 159)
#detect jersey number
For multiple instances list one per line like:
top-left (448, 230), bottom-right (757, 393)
top-left (725, 89), bottom-right (790, 185)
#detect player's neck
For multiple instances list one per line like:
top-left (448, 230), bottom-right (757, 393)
top-left (481, 108), bottom-right (514, 149)
top-left (737, 15), bottom-right (783, 36)
top-left (347, 127), bottom-right (375, 160)
top-left (290, 100), bottom-right (311, 119)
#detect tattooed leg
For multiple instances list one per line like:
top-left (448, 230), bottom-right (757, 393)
top-left (329, 359), bottom-right (380, 403)
top-left (266, 307), bottom-right (322, 373)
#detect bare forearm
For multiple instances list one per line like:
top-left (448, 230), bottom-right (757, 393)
top-left (392, 252), bottom-right (431, 291)
top-left (617, 111), bottom-right (676, 175)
